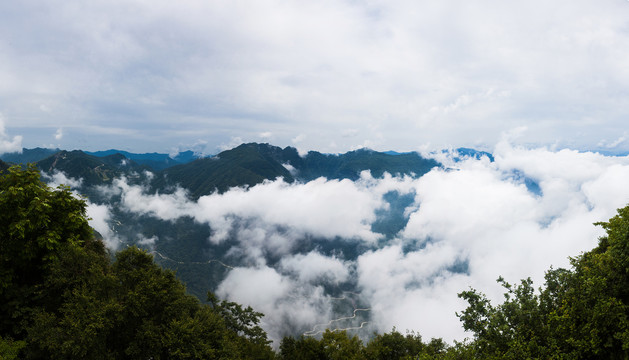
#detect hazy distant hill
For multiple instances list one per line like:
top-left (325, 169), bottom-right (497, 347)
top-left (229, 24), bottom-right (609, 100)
top-left (86, 149), bottom-right (200, 171)
top-left (1, 147), bottom-right (202, 172)
top-left (36, 150), bottom-right (147, 185)
top-left (0, 147), bottom-right (60, 164)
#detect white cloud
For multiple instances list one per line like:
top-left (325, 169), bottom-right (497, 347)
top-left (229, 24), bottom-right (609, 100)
top-left (597, 133), bottom-right (627, 149)
top-left (54, 127), bottom-right (63, 140)
top-left (86, 201), bottom-right (121, 250)
top-left (217, 265), bottom-right (335, 343)
top-left (280, 251), bottom-right (350, 284)
top-left (42, 171), bottom-right (84, 189)
top-left (137, 234), bottom-right (158, 250)
top-left (355, 142), bottom-right (629, 342)
top-left (115, 177), bottom-right (196, 221)
top-left (0, 114), bottom-right (22, 154)
top-left (108, 174), bottom-right (402, 248)
top-left (291, 134), bottom-right (305, 144)
top-left (77, 140), bottom-right (629, 344)
top-left (282, 162), bottom-right (297, 176)
top-left (219, 137), bottom-right (244, 151)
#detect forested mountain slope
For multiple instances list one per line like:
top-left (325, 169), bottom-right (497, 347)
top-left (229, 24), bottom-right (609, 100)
top-left (36, 150), bottom-right (149, 186)
top-left (0, 166), bottom-right (275, 359)
top-left (154, 143), bottom-right (297, 198)
top-left (1, 148), bottom-right (199, 171)
top-left (296, 148), bottom-right (439, 181)
top-left (155, 143), bottom-right (440, 198)
top-left (2, 143), bottom-right (441, 197)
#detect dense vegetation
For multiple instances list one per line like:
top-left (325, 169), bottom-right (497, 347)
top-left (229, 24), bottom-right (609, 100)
top-left (2, 164), bottom-right (629, 358)
top-left (0, 165), bottom-right (275, 359)
top-left (455, 205), bottom-right (629, 359)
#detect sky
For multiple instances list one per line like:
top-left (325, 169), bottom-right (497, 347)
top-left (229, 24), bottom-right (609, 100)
top-left (1, 0), bottom-right (629, 155)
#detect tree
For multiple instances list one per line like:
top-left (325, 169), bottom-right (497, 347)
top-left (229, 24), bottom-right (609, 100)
top-left (541, 206), bottom-right (629, 358)
top-left (207, 292), bottom-right (275, 359)
top-left (320, 330), bottom-right (363, 360)
top-left (457, 277), bottom-right (550, 359)
top-left (0, 166), bottom-right (276, 359)
top-left (457, 205), bottom-right (629, 359)
top-left (0, 336), bottom-right (25, 360)
top-left (0, 164), bottom-right (94, 338)
top-left (363, 329), bottom-right (425, 359)
top-left (279, 336), bottom-right (327, 360)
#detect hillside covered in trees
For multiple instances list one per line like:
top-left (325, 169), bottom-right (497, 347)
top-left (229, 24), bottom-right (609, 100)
top-left (2, 165), bottom-right (629, 358)
top-left (0, 165), bottom-right (275, 359)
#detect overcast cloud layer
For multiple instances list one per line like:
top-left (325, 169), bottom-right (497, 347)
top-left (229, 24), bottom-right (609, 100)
top-left (75, 141), bottom-right (629, 344)
top-left (1, 1), bottom-right (629, 154)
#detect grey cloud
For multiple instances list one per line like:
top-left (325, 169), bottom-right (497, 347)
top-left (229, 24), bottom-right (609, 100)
top-left (3, 1), bottom-right (629, 152)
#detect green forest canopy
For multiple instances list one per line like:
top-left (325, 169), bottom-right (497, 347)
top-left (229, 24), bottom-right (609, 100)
top-left (1, 165), bottom-right (629, 359)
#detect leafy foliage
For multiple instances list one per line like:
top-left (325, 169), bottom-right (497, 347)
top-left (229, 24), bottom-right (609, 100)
top-left (0, 159), bottom-right (9, 173)
top-left (278, 329), bottom-right (455, 360)
top-left (457, 205), bottom-right (629, 359)
top-left (0, 164), bottom-right (94, 336)
top-left (0, 165), bottom-right (275, 359)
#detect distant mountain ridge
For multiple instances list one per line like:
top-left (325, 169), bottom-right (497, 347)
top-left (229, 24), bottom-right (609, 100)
top-left (2, 143), bottom-right (451, 199)
top-left (154, 143), bottom-right (441, 198)
top-left (36, 150), bottom-right (149, 186)
top-left (0, 148), bottom-right (202, 171)
top-left (0, 143), bottom-right (472, 305)
top-left (0, 147), bottom-right (60, 164)
top-left (85, 149), bottom-right (201, 171)
top-left (153, 143), bottom-right (297, 198)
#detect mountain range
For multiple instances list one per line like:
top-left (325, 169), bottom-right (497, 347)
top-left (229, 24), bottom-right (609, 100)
top-left (1, 143), bottom-right (443, 197)
top-left (0, 143), bottom-right (499, 340)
